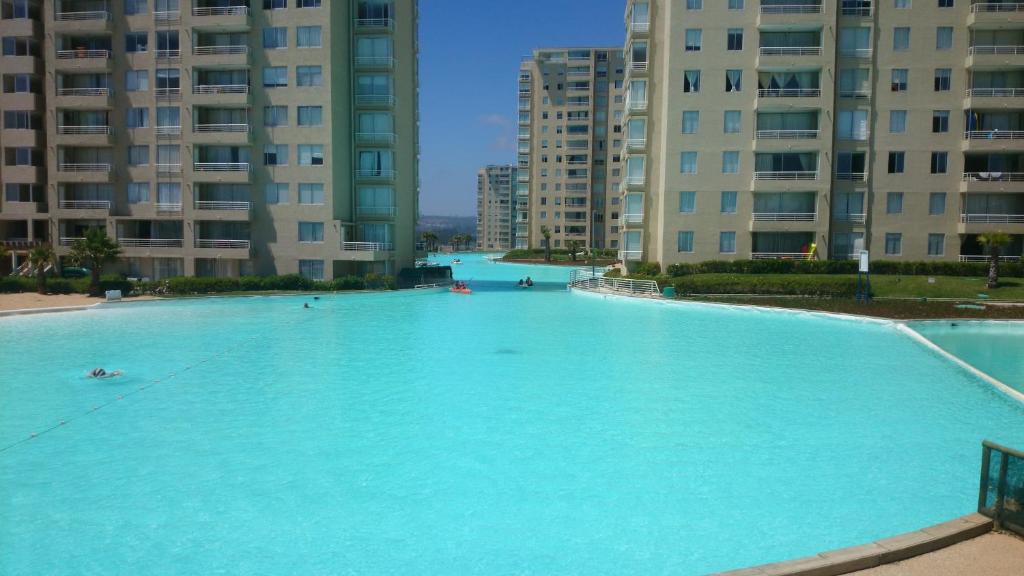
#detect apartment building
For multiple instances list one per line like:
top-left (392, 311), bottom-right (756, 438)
top-left (622, 0), bottom-right (1024, 268)
top-left (476, 164), bottom-right (515, 251)
top-left (518, 47), bottom-right (626, 252)
top-left (0, 0), bottom-right (419, 280)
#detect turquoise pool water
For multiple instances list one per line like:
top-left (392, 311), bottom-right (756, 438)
top-left (909, 321), bottom-right (1024, 394)
top-left (2, 253), bottom-right (1024, 575)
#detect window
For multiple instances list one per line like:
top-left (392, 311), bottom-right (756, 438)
top-left (263, 67), bottom-right (287, 88)
top-left (299, 145), bottom-right (324, 165)
top-left (680, 152), bottom-right (697, 174)
top-left (720, 231), bottom-right (736, 254)
top-left (679, 191), bottom-right (696, 213)
top-left (682, 111), bottom-right (699, 134)
top-left (929, 192), bottom-right (946, 215)
top-left (298, 260), bottom-right (324, 280)
top-left (297, 26), bottom-right (322, 48)
top-left (127, 107), bottom-right (149, 129)
top-left (156, 68), bottom-right (180, 91)
top-left (298, 183), bottom-right (325, 205)
top-left (887, 192), bottom-right (904, 214)
top-left (263, 27), bottom-right (287, 49)
top-left (265, 105), bottom-right (287, 127)
top-left (838, 110), bottom-right (869, 140)
top-left (927, 233), bottom-right (945, 256)
top-left (885, 233), bottom-right (902, 256)
top-left (727, 29), bottom-right (743, 51)
top-left (157, 106), bottom-right (179, 130)
top-left (687, 0), bottom-right (702, 9)
top-left (678, 231), bottom-right (694, 252)
top-left (893, 27), bottom-right (910, 51)
top-left (156, 144), bottom-right (179, 168)
top-left (126, 0), bottom-right (147, 14)
top-left (128, 145), bottom-right (149, 166)
top-left (264, 0), bottom-right (286, 9)
top-left (1, 73), bottom-right (35, 94)
top-left (895, 0), bottom-right (911, 7)
top-left (840, 27), bottom-right (871, 56)
top-left (2, 37), bottom-right (37, 56)
top-left (297, 66), bottom-right (322, 87)
top-left (266, 183), bottom-right (288, 204)
top-left (934, 69), bottom-right (951, 91)
top-left (298, 0), bottom-right (322, 6)
top-left (936, 27), bottom-right (953, 50)
top-left (891, 69), bottom-right (908, 92)
top-left (4, 183), bottom-right (42, 203)
top-left (298, 222), bottom-right (324, 243)
top-left (722, 151), bottom-right (739, 174)
top-left (888, 151), bottom-right (905, 173)
top-left (156, 182), bottom-right (181, 206)
top-left (725, 69), bottom-right (742, 93)
top-left (930, 152), bottom-right (948, 174)
top-left (721, 191), bottom-right (738, 214)
top-left (683, 70), bottom-right (700, 93)
top-left (685, 29), bottom-right (702, 52)
top-left (128, 182), bottom-right (149, 204)
top-left (932, 110), bottom-right (949, 133)
top-left (126, 70), bottom-right (148, 92)
top-left (729, 0), bottom-right (744, 8)
top-left (724, 110), bottom-right (741, 133)
top-left (264, 144), bottom-right (287, 166)
top-left (298, 106), bottom-right (323, 127)
top-left (890, 110), bottom-right (907, 133)
top-left (2, 111), bottom-right (39, 129)
top-left (126, 32), bottom-right (148, 53)
top-left (938, 0), bottom-right (953, 6)
top-left (156, 30), bottom-right (178, 55)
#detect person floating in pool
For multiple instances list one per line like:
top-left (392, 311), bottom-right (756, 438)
top-left (525, 277), bottom-right (534, 287)
top-left (89, 368), bottom-right (122, 379)
top-left (304, 302), bottom-right (311, 309)
top-left (517, 279), bottom-right (525, 287)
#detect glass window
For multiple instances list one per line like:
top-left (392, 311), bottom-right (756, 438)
top-left (927, 233), bottom-right (945, 256)
top-left (887, 192), bottom-right (903, 214)
top-left (297, 65), bottom-right (322, 87)
top-left (298, 222), bottom-right (324, 243)
top-left (838, 110), bottom-right (869, 140)
top-left (722, 151), bottom-right (739, 174)
top-left (126, 0), bottom-right (148, 14)
top-left (932, 110), bottom-right (949, 133)
top-left (127, 182), bottom-right (149, 204)
top-left (687, 0), bottom-right (702, 9)
top-left (299, 260), bottom-right (324, 280)
top-left (266, 183), bottom-right (288, 204)
top-left (298, 106), bottom-right (323, 126)
top-left (888, 151), bottom-right (905, 174)
top-left (893, 27), bottom-right (910, 51)
top-left (263, 0), bottom-right (286, 9)
top-left (299, 144), bottom-right (325, 165)
top-left (298, 0), bottom-right (322, 6)
top-left (679, 191), bottom-right (696, 213)
top-left (682, 111), bottom-right (699, 134)
top-left (930, 151), bottom-right (948, 174)
top-left (936, 27), bottom-right (953, 50)
top-left (727, 29), bottom-right (743, 51)
top-left (721, 191), bottom-right (738, 214)
top-left (264, 144), bottom-right (288, 166)
top-left (729, 0), bottom-right (744, 8)
top-left (938, 0), bottom-right (953, 6)
top-left (127, 107), bottom-right (149, 128)
top-left (126, 32), bottom-right (148, 53)
top-left (678, 231), bottom-right (694, 252)
top-left (263, 67), bottom-right (287, 87)
top-left (680, 152), bottom-right (697, 174)
top-left (685, 29), bottom-right (702, 52)
top-left (683, 70), bottom-right (700, 93)
top-left (126, 70), bottom-right (148, 92)
top-left (297, 26), bottom-right (322, 48)
top-left (895, 0), bottom-right (911, 7)
top-left (885, 233), bottom-right (902, 256)
top-left (724, 110), bottom-right (741, 133)
top-left (128, 145), bottom-right (149, 166)
top-left (720, 231), bottom-right (736, 254)
top-left (298, 183), bottom-right (324, 204)
top-left (263, 27), bottom-right (287, 49)
top-left (264, 105), bottom-right (287, 127)
top-left (156, 106), bottom-right (179, 128)
top-left (934, 68), bottom-right (951, 91)
top-left (891, 69), bottom-right (908, 92)
top-left (929, 192), bottom-right (946, 215)
top-left (725, 70), bottom-right (742, 93)
top-left (890, 110), bottom-right (907, 133)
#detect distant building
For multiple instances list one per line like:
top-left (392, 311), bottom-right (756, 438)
top-left (476, 165), bottom-right (515, 251)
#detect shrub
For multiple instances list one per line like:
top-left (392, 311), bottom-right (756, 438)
top-left (632, 262), bottom-right (662, 277)
top-left (665, 259), bottom-right (1024, 278)
top-left (331, 275), bottom-right (365, 290)
top-left (0, 276), bottom-right (34, 293)
top-left (603, 268), bottom-right (622, 278)
top-left (46, 279), bottom-right (77, 295)
top-left (674, 274), bottom-right (858, 298)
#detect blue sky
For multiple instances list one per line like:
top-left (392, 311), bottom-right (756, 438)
top-left (418, 0), bottom-right (626, 216)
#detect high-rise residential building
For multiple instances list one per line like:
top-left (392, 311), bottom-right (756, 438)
top-left (518, 47), bottom-right (626, 252)
top-left (622, 0), bottom-right (1024, 268)
top-left (0, 0), bottom-right (420, 280)
top-left (476, 164), bottom-right (515, 251)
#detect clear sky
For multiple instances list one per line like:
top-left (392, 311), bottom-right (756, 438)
top-left (418, 0), bottom-right (626, 216)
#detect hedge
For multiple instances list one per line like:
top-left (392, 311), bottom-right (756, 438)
top-left (674, 274), bottom-right (859, 298)
top-left (665, 259), bottom-right (1024, 278)
top-left (134, 273), bottom-right (395, 296)
top-left (0, 275), bottom-right (134, 295)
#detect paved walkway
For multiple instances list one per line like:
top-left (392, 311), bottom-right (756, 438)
top-left (850, 532), bottom-right (1024, 576)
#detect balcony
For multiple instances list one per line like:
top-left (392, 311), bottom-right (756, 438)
top-left (193, 84), bottom-right (249, 97)
top-left (155, 87), bottom-right (182, 99)
top-left (58, 162), bottom-right (110, 172)
top-left (757, 88), bottom-right (821, 98)
top-left (58, 237), bottom-right (85, 247)
top-left (195, 200), bottom-right (251, 211)
top-left (356, 169), bottom-right (396, 180)
top-left (626, 138), bottom-right (647, 150)
top-left (839, 48), bottom-right (872, 58)
top-left (970, 1), bottom-right (1024, 14)
top-left (622, 213), bottom-right (643, 224)
top-left (759, 1), bottom-right (822, 13)
top-left (961, 213), bottom-right (1024, 223)
top-left (833, 213), bottom-right (867, 224)
top-left (192, 5), bottom-right (249, 17)
top-left (626, 99), bottom-right (648, 112)
top-left (619, 250), bottom-right (642, 261)
top-left (59, 199), bottom-right (110, 210)
top-left (629, 61), bottom-right (648, 73)
top-left (193, 45), bottom-right (248, 56)
top-left (194, 123), bottom-right (249, 133)
top-left (342, 241), bottom-right (392, 251)
top-left (630, 21), bottom-right (650, 34)
top-left (966, 87), bottom-right (1024, 98)
top-left (156, 126), bottom-right (182, 138)
top-left (355, 94), bottom-right (395, 107)
top-left (963, 171), bottom-right (1024, 182)
top-left (355, 56), bottom-right (394, 69)
top-left (194, 162), bottom-right (249, 172)
top-left (153, 10), bottom-right (181, 22)
top-left (752, 212), bottom-right (816, 221)
top-left (356, 206), bottom-right (396, 217)
top-left (119, 238), bottom-right (184, 248)
top-left (835, 172), bottom-right (867, 181)
top-left (754, 171), bottom-right (817, 180)
top-left (355, 17), bottom-right (394, 30)
top-left (751, 252), bottom-right (813, 260)
top-left (157, 163), bottom-right (182, 174)
top-left (759, 47), bottom-right (822, 56)
top-left (195, 239), bottom-right (250, 249)
top-left (56, 87), bottom-right (110, 98)
top-left (755, 129), bottom-right (819, 139)
top-left (55, 49), bottom-right (110, 61)
top-left (356, 132), bottom-right (396, 144)
top-left (55, 10), bottom-right (110, 21)
top-left (57, 125), bottom-right (110, 135)
top-left (968, 45), bottom-right (1024, 56)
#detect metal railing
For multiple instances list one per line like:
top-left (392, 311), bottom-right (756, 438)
top-left (630, 61), bottom-right (648, 72)
top-left (759, 46), bottom-right (822, 56)
top-left (754, 171), bottom-right (817, 180)
top-left (195, 238), bottom-right (250, 249)
top-left (752, 212), bottom-right (816, 221)
top-left (192, 5), bottom-right (249, 16)
top-left (57, 87), bottom-right (109, 97)
top-left (155, 88), bottom-right (181, 98)
top-left (155, 126), bottom-right (182, 136)
top-left (156, 49), bottom-right (180, 59)
top-left (625, 175), bottom-right (645, 185)
top-left (354, 17), bottom-right (394, 29)
top-left (758, 88), bottom-right (821, 98)
top-left (626, 99), bottom-right (648, 111)
top-left (194, 123), bottom-right (249, 133)
top-left (836, 172), bottom-right (867, 181)
top-left (752, 252), bottom-right (814, 260)
top-left (156, 163), bottom-right (182, 173)
top-left (630, 21), bottom-right (650, 33)
top-left (969, 45), bottom-right (1024, 55)
top-left (965, 130), bottom-right (1024, 140)
top-left (839, 48), bottom-right (872, 57)
top-left (153, 10), bottom-right (180, 21)
top-left (756, 129), bottom-right (819, 139)
top-left (840, 3), bottom-right (873, 15)
top-left (971, 1), bottom-right (1024, 12)
top-left (57, 125), bottom-right (110, 135)
top-left (193, 84), bottom-right (249, 95)
top-left (194, 162), bottom-right (249, 172)
top-left (155, 203), bottom-right (183, 212)
top-left (961, 254), bottom-right (1021, 262)
top-left (55, 10), bottom-right (109, 20)
top-left (355, 169), bottom-right (396, 179)
top-left (966, 87), bottom-right (1024, 97)
top-left (59, 236), bottom-right (85, 246)
top-left (568, 269), bottom-right (660, 297)
top-left (342, 241), bottom-right (393, 251)
top-left (58, 163), bottom-right (110, 172)
top-left (56, 49), bottom-right (110, 59)
top-left (355, 56), bottom-right (394, 67)
top-left (195, 200), bottom-right (251, 211)
top-left (620, 249), bottom-right (642, 261)
top-left (979, 440), bottom-right (1024, 536)
top-left (961, 213), bottom-right (1024, 223)
top-left (356, 132), bottom-right (396, 144)
top-left (839, 89), bottom-right (871, 99)
top-left (355, 94), bottom-right (395, 106)
top-left (760, 3), bottom-right (823, 13)
top-left (118, 238), bottom-right (183, 248)
top-left (356, 206), bottom-right (396, 217)
top-left (622, 213), bottom-right (644, 224)
top-left (833, 213), bottom-right (867, 223)
top-left (963, 172), bottom-right (1024, 181)
top-left (193, 45), bottom-right (248, 56)
top-left (59, 199), bottom-right (110, 210)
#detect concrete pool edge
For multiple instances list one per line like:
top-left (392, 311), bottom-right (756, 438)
top-left (712, 513), bottom-right (994, 576)
top-left (0, 304), bottom-right (101, 317)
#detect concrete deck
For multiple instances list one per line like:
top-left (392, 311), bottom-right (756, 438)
top-left (850, 532), bottom-right (1024, 576)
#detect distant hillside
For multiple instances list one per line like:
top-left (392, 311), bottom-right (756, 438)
top-left (417, 215), bottom-right (477, 244)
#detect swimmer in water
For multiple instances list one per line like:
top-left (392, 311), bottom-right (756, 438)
top-left (89, 368), bottom-right (122, 379)
top-left (304, 302), bottom-right (311, 309)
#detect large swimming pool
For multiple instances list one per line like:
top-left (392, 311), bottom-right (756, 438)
top-left (2, 253), bottom-right (1023, 575)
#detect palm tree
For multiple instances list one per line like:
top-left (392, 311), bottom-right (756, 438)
top-left (566, 240), bottom-right (582, 262)
top-left (540, 226), bottom-right (552, 262)
top-left (978, 231), bottom-right (1013, 289)
top-left (68, 228), bottom-right (121, 296)
top-left (27, 245), bottom-right (55, 295)
top-left (421, 231), bottom-right (439, 252)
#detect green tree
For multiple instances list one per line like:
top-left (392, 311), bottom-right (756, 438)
top-left (68, 228), bottom-right (121, 296)
top-left (27, 245), bottom-right (55, 295)
top-left (540, 226), bottom-right (552, 262)
top-left (421, 231), bottom-right (439, 252)
top-left (566, 240), bottom-right (582, 262)
top-left (978, 231), bottom-right (1013, 289)
top-left (0, 243), bottom-right (8, 274)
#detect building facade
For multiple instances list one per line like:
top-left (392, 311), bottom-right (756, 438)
top-left (622, 0), bottom-right (1024, 268)
top-left (0, 0), bottom-right (419, 280)
top-left (476, 164), bottom-right (515, 251)
top-left (518, 47), bottom-right (625, 252)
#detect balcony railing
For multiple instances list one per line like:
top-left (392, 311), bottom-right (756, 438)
top-left (758, 88), bottom-right (820, 98)
top-left (752, 212), bottom-right (816, 221)
top-left (966, 87), bottom-right (1024, 97)
top-left (969, 45), bottom-right (1024, 55)
top-left (59, 236), bottom-right (85, 246)
top-left (57, 87), bottom-right (110, 97)
top-left (833, 213), bottom-right (867, 223)
top-left (756, 129), bottom-right (819, 139)
top-left (759, 46), bottom-right (822, 56)
top-left (195, 200), bottom-right (251, 211)
top-left (960, 254), bottom-right (1021, 262)
top-left (629, 61), bottom-right (648, 72)
top-left (193, 45), bottom-right (248, 56)
top-left (155, 126), bottom-right (182, 137)
top-left (839, 89), bottom-right (870, 99)
top-left (626, 138), bottom-right (647, 150)
top-left (840, 3), bottom-right (873, 15)
top-left (622, 214), bottom-right (643, 224)
top-left (630, 21), bottom-right (650, 33)
top-left (355, 94), bottom-right (395, 106)
top-left (194, 162), bottom-right (250, 172)
top-left (354, 17), bottom-right (394, 29)
top-left (356, 132), bottom-right (396, 144)
top-left (193, 84), bottom-right (249, 95)
top-left (195, 239), bottom-right (250, 249)
top-left (356, 169), bottom-right (396, 179)
top-left (194, 123), bottom-right (249, 133)
top-left (342, 241), bottom-right (393, 251)
top-left (57, 125), bottom-right (110, 135)
top-left (156, 50), bottom-right (181, 59)
top-left (836, 172), bottom-right (867, 181)
top-left (59, 199), bottom-right (110, 210)
top-left (155, 88), bottom-right (182, 98)
top-left (192, 6), bottom-right (249, 17)
top-left (55, 10), bottom-right (110, 20)
top-left (156, 203), bottom-right (183, 212)
top-left (840, 48), bottom-right (872, 57)
top-left (970, 1), bottom-right (1024, 13)
top-left (760, 3), bottom-right (822, 13)
top-left (356, 206), bottom-right (396, 217)
top-left (156, 163), bottom-right (182, 173)
top-left (619, 250), bottom-right (642, 261)
top-left (153, 10), bottom-right (181, 22)
top-left (964, 171), bottom-right (1024, 181)
top-left (56, 49), bottom-right (110, 59)
top-left (624, 175), bottom-right (646, 185)
top-left (754, 171), bottom-right (817, 180)
top-left (355, 56), bottom-right (394, 68)
top-left (118, 238), bottom-right (183, 248)
top-left (626, 99), bottom-right (648, 111)
top-left (59, 163), bottom-right (111, 172)
top-left (965, 130), bottom-right (1024, 140)
top-left (752, 252), bottom-right (814, 260)
top-left (961, 213), bottom-right (1024, 223)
